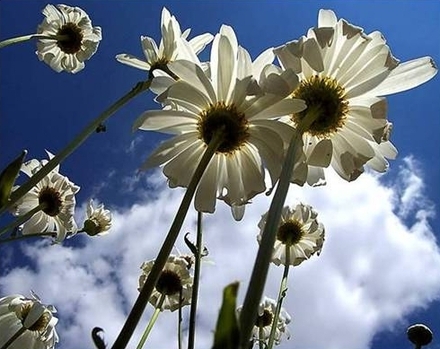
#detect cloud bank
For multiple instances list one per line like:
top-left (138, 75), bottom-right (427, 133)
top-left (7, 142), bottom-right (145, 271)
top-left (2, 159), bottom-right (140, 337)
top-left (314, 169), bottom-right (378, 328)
top-left (1, 156), bottom-right (440, 349)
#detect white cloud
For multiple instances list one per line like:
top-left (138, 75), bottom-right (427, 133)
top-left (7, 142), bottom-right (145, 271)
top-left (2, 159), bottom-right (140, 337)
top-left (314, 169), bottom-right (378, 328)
top-left (1, 157), bottom-right (440, 349)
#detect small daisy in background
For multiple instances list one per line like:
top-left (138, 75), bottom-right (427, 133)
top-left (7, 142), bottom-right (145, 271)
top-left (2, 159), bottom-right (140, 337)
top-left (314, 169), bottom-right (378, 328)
top-left (258, 203), bottom-right (325, 266)
top-left (12, 152), bottom-right (80, 243)
top-left (116, 7), bottom-right (213, 80)
top-left (0, 291), bottom-right (59, 349)
top-left (36, 4), bottom-right (102, 73)
top-left (138, 255), bottom-right (193, 312)
top-left (237, 297), bottom-right (291, 347)
top-left (80, 199), bottom-right (112, 237)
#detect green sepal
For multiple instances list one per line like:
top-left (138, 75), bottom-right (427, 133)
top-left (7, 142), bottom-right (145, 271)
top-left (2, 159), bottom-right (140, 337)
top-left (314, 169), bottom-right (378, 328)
top-left (0, 150), bottom-right (27, 209)
top-left (212, 282), bottom-right (240, 349)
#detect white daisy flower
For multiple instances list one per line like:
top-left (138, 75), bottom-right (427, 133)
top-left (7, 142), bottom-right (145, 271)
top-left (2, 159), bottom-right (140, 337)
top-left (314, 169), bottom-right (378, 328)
top-left (116, 7), bottom-right (213, 80)
top-left (134, 25), bottom-right (306, 220)
top-left (275, 9), bottom-right (437, 185)
top-left (139, 255), bottom-right (193, 312)
top-left (0, 291), bottom-right (59, 349)
top-left (237, 297), bottom-right (291, 346)
top-left (36, 4), bottom-right (102, 73)
top-left (13, 152), bottom-right (80, 243)
top-left (258, 203), bottom-right (325, 266)
top-left (81, 199), bottom-right (112, 236)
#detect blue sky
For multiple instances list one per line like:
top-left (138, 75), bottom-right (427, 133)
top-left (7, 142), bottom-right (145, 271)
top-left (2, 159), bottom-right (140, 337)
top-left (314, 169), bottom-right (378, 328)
top-left (1, 1), bottom-right (440, 349)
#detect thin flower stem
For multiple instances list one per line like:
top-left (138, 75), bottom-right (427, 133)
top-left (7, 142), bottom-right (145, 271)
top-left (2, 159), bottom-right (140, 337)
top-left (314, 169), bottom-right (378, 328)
top-left (258, 327), bottom-right (264, 349)
top-left (239, 107), bottom-right (320, 348)
top-left (0, 326), bottom-right (26, 349)
top-left (136, 294), bottom-right (165, 349)
top-left (0, 34), bottom-right (35, 49)
top-left (0, 203), bottom-right (46, 237)
top-left (267, 247), bottom-right (290, 349)
top-left (0, 33), bottom-right (71, 49)
top-left (178, 288), bottom-right (183, 349)
top-left (187, 211), bottom-right (203, 349)
top-left (111, 129), bottom-right (225, 349)
top-left (1, 80), bottom-right (151, 217)
top-left (0, 232), bottom-right (56, 245)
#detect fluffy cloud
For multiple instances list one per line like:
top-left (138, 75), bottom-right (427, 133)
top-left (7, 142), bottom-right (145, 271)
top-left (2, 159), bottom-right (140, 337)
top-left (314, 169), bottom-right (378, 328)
top-left (1, 157), bottom-right (439, 349)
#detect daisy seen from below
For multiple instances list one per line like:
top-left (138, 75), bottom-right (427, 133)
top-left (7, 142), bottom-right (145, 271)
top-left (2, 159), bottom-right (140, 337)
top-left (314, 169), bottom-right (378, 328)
top-left (12, 152), bottom-right (80, 243)
top-left (134, 25), bottom-right (306, 220)
top-left (116, 7), bottom-right (213, 80)
top-left (0, 291), bottom-right (58, 349)
top-left (237, 296), bottom-right (291, 346)
top-left (275, 9), bottom-right (437, 185)
top-left (258, 203), bottom-right (325, 266)
top-left (138, 255), bottom-right (193, 312)
top-left (36, 4), bottom-right (102, 73)
top-left (81, 199), bottom-right (112, 236)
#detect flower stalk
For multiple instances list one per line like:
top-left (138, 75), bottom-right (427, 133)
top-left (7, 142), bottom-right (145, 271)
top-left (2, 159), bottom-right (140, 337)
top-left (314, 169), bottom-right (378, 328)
top-left (239, 107), bottom-right (320, 348)
top-left (267, 247), bottom-right (290, 349)
top-left (111, 128), bottom-right (225, 349)
top-left (1, 80), bottom-right (151, 217)
top-left (188, 211), bottom-right (204, 349)
top-left (136, 294), bottom-right (165, 349)
top-left (0, 202), bottom-right (46, 238)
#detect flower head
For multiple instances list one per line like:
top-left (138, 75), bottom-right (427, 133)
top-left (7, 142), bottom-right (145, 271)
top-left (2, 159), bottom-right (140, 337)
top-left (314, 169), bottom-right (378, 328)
top-left (0, 291), bottom-right (58, 349)
top-left (13, 152), bottom-right (80, 242)
top-left (237, 297), bottom-right (291, 346)
top-left (258, 203), bottom-right (325, 266)
top-left (116, 7), bottom-right (213, 79)
top-left (36, 4), bottom-right (102, 73)
top-left (139, 255), bottom-right (193, 312)
top-left (135, 25), bottom-right (305, 220)
top-left (82, 199), bottom-right (112, 236)
top-left (275, 9), bottom-right (437, 184)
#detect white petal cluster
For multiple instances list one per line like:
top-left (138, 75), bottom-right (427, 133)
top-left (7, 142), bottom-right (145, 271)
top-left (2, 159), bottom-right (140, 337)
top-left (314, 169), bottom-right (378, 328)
top-left (82, 199), bottom-right (112, 236)
top-left (139, 255), bottom-right (193, 312)
top-left (237, 297), bottom-right (291, 346)
top-left (0, 292), bottom-right (59, 349)
top-left (13, 152), bottom-right (80, 243)
top-left (36, 4), bottom-right (102, 73)
top-left (116, 7), bottom-right (213, 78)
top-left (275, 9), bottom-right (437, 185)
top-left (135, 25), bottom-right (305, 220)
top-left (258, 203), bottom-right (325, 266)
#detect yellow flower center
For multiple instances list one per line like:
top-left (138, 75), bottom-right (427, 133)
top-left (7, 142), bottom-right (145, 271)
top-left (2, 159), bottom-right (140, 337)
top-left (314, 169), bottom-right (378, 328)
top-left (156, 270), bottom-right (182, 296)
top-left (277, 219), bottom-right (304, 246)
top-left (57, 22), bottom-right (83, 54)
top-left (39, 186), bottom-right (63, 217)
top-left (198, 102), bottom-right (249, 154)
top-left (255, 308), bottom-right (273, 328)
top-left (19, 303), bottom-right (51, 332)
top-left (292, 75), bottom-right (348, 138)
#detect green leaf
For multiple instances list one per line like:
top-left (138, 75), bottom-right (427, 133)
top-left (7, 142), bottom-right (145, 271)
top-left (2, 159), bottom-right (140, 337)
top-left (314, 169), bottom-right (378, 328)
top-left (0, 150), bottom-right (26, 209)
top-left (212, 282), bottom-right (240, 349)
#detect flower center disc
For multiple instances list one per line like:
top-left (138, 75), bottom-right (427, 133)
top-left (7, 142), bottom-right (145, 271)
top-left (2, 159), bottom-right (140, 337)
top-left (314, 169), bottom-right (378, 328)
top-left (156, 270), bottom-right (182, 295)
top-left (198, 102), bottom-right (249, 154)
top-left (292, 75), bottom-right (348, 138)
top-left (39, 186), bottom-right (63, 217)
top-left (57, 23), bottom-right (83, 54)
top-left (277, 220), bottom-right (304, 246)
top-left (255, 309), bottom-right (273, 328)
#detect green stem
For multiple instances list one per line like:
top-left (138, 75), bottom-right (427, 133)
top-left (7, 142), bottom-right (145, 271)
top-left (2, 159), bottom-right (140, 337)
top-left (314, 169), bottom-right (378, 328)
top-left (0, 232), bottom-right (56, 245)
top-left (267, 247), bottom-right (290, 349)
top-left (0, 203), bottom-right (46, 238)
top-left (187, 211), bottom-right (203, 349)
top-left (0, 326), bottom-right (26, 349)
top-left (136, 294), bottom-right (165, 349)
top-left (0, 33), bottom-right (71, 49)
top-left (111, 129), bottom-right (224, 349)
top-left (258, 326), bottom-right (264, 349)
top-left (238, 108), bottom-right (319, 348)
top-left (1, 80), bottom-right (151, 217)
top-left (178, 288), bottom-right (183, 349)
